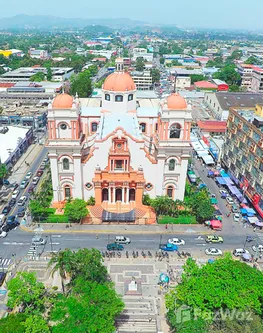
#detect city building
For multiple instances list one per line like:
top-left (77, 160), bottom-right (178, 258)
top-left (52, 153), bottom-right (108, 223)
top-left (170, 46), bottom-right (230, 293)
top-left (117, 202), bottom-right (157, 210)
top-left (204, 92), bottom-right (263, 120)
top-left (46, 58), bottom-right (192, 222)
top-left (251, 66), bottom-right (263, 93)
top-left (194, 81), bottom-right (218, 92)
top-left (211, 79), bottom-right (229, 91)
top-left (196, 120), bottom-right (227, 137)
top-left (0, 67), bottom-right (74, 83)
top-left (130, 71), bottom-right (153, 90)
top-left (132, 48), bottom-right (153, 62)
top-left (222, 106), bottom-right (263, 218)
top-left (237, 64), bottom-right (255, 90)
top-left (175, 77), bottom-right (191, 90)
top-left (29, 48), bottom-right (49, 59)
top-left (0, 125), bottom-right (33, 170)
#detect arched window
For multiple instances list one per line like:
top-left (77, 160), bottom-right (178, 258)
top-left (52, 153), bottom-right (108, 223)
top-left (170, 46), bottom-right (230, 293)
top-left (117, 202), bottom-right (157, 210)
top-left (140, 123), bottom-right (146, 133)
top-left (167, 186), bottom-right (173, 198)
top-left (128, 94), bottom-right (133, 101)
top-left (91, 122), bottom-right (98, 132)
top-left (64, 186), bottom-right (71, 199)
top-left (115, 95), bottom-right (123, 102)
top-left (155, 123), bottom-right (158, 131)
top-left (170, 123), bottom-right (181, 139)
top-left (168, 159), bottom-right (175, 171)
top-left (62, 158), bottom-right (70, 170)
top-left (105, 94), bottom-right (110, 101)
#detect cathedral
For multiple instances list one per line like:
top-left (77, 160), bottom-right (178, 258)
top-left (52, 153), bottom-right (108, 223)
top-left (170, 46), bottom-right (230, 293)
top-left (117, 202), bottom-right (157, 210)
top-left (47, 58), bottom-right (192, 221)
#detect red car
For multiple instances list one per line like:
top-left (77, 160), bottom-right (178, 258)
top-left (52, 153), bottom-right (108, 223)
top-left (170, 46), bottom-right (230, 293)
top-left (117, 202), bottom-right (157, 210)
top-left (36, 170), bottom-right (43, 177)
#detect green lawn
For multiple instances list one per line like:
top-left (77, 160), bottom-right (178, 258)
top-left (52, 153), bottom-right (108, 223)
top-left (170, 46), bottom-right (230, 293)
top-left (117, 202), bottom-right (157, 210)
top-left (158, 215), bottom-right (197, 224)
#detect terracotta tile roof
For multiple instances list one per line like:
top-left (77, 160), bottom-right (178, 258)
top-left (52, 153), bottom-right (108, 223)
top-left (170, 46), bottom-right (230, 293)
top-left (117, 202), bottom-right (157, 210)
top-left (197, 120), bottom-right (227, 132)
top-left (194, 81), bottom-right (218, 89)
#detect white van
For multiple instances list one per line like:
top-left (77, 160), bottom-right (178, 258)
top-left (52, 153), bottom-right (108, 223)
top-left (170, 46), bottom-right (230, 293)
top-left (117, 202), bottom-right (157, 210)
top-left (233, 248), bottom-right (249, 257)
top-left (115, 236), bottom-right (131, 244)
top-left (0, 214), bottom-right (6, 226)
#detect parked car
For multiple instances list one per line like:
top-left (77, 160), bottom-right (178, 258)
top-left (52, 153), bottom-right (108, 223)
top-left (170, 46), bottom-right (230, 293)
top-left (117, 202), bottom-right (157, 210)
top-left (17, 196), bottom-right (27, 206)
top-left (115, 236), bottom-right (131, 244)
top-left (9, 198), bottom-right (16, 207)
top-left (10, 182), bottom-right (18, 190)
top-left (206, 235), bottom-right (224, 244)
top-left (36, 170), bottom-right (43, 177)
top-left (7, 215), bottom-right (16, 224)
top-left (168, 238), bottom-right (185, 245)
top-left (159, 243), bottom-right (178, 251)
top-left (2, 222), bottom-right (19, 232)
top-left (107, 243), bottom-right (124, 251)
top-left (0, 214), bottom-right (6, 226)
top-left (252, 244), bottom-right (263, 252)
top-left (205, 248), bottom-right (223, 256)
top-left (12, 190), bottom-right (20, 199)
top-left (17, 207), bottom-right (25, 217)
top-left (28, 185), bottom-right (35, 194)
top-left (233, 213), bottom-right (240, 222)
top-left (0, 231), bottom-right (7, 238)
top-left (32, 236), bottom-right (47, 245)
top-left (43, 156), bottom-right (49, 163)
top-left (231, 205), bottom-right (239, 213)
top-left (233, 248), bottom-right (250, 257)
top-left (2, 206), bottom-right (11, 216)
top-left (0, 272), bottom-right (6, 286)
top-left (25, 172), bottom-right (32, 180)
top-left (20, 180), bottom-right (29, 189)
top-left (32, 177), bottom-right (40, 185)
top-left (219, 189), bottom-right (228, 197)
top-left (226, 196), bottom-right (234, 205)
top-left (39, 163), bottom-right (46, 170)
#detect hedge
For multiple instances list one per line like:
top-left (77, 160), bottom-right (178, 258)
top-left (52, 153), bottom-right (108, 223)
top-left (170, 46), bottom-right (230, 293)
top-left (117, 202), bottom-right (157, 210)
top-left (158, 215), bottom-right (197, 224)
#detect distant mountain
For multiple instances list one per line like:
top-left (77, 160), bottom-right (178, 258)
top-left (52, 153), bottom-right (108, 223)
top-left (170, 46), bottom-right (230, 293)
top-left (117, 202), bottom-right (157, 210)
top-left (0, 14), bottom-right (146, 30)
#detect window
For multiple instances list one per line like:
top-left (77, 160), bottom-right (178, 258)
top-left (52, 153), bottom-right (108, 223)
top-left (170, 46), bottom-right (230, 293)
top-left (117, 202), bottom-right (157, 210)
top-left (168, 159), bottom-right (175, 171)
top-left (91, 122), bottom-right (98, 132)
top-left (167, 186), bottom-right (173, 198)
top-left (140, 123), bottom-right (146, 133)
top-left (155, 123), bottom-right (158, 131)
top-left (62, 158), bottom-right (70, 170)
top-left (115, 95), bottom-right (123, 102)
top-left (60, 123), bottom-right (67, 130)
top-left (128, 94), bottom-right (133, 101)
top-left (115, 160), bottom-right (123, 169)
top-left (170, 123), bottom-right (181, 139)
top-left (105, 94), bottom-right (110, 101)
top-left (64, 186), bottom-right (71, 199)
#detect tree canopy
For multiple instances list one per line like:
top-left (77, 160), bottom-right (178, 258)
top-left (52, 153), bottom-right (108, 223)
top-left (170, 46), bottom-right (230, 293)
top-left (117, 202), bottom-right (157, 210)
top-left (190, 74), bottom-right (206, 84)
top-left (70, 70), bottom-right (93, 98)
top-left (64, 198), bottom-right (89, 222)
top-left (150, 68), bottom-right (160, 83)
top-left (244, 56), bottom-right (262, 65)
top-left (135, 57), bottom-right (145, 71)
top-left (29, 72), bottom-right (45, 82)
top-left (213, 64), bottom-right (241, 87)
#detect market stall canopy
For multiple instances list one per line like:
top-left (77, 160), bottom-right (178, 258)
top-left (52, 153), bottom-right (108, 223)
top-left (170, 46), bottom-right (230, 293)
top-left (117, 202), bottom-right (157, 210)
top-left (202, 154), bottom-right (215, 165)
top-left (210, 220), bottom-right (222, 228)
top-left (216, 177), bottom-right (227, 185)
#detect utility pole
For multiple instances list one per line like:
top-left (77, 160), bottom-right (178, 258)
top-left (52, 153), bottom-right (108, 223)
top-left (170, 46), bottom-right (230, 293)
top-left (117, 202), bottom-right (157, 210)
top-left (50, 234), bottom-right (53, 253)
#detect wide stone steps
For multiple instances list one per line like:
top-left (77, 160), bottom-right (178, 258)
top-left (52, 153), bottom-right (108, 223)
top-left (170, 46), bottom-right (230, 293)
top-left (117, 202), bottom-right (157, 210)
top-left (116, 320), bottom-right (157, 333)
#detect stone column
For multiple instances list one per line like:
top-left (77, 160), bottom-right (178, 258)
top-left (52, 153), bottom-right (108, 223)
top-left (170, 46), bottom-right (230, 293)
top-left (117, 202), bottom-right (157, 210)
top-left (109, 187), bottom-right (112, 203)
top-left (122, 187), bottom-right (125, 203)
top-left (112, 186), bottom-right (116, 203)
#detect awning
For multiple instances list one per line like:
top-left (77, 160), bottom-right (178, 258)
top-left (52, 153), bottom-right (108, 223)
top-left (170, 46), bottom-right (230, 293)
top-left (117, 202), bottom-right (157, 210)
top-left (256, 221), bottom-right (263, 227)
top-left (102, 209), bottom-right (135, 222)
top-left (210, 198), bottom-right (218, 204)
top-left (223, 177), bottom-right (234, 185)
top-left (197, 150), bottom-right (209, 157)
top-left (210, 220), bottom-right (222, 228)
top-left (247, 216), bottom-right (259, 224)
top-left (228, 185), bottom-right (238, 194)
top-left (202, 155), bottom-right (214, 165)
top-left (216, 177), bottom-right (227, 185)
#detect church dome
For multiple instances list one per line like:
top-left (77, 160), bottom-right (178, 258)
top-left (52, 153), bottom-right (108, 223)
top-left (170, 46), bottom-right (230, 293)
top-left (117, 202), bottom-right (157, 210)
top-left (167, 93), bottom-right (187, 110)
top-left (103, 72), bottom-right (136, 92)
top-left (52, 93), bottom-right (73, 109)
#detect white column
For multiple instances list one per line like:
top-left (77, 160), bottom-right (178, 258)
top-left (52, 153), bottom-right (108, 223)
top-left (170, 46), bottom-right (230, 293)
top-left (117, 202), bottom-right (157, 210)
top-left (109, 187), bottom-right (111, 203)
top-left (50, 155), bottom-right (59, 201)
top-left (177, 158), bottom-right (189, 200)
top-left (122, 187), bottom-right (125, 203)
top-left (155, 157), bottom-right (165, 196)
top-left (113, 187), bottom-right (116, 203)
top-left (73, 155), bottom-right (83, 199)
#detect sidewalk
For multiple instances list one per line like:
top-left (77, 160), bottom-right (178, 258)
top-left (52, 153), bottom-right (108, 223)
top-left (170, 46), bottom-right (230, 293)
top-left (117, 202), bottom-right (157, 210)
top-left (20, 222), bottom-right (213, 235)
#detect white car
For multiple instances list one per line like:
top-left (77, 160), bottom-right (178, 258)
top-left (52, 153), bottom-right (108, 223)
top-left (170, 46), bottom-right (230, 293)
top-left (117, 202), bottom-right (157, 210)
top-left (233, 213), bottom-right (240, 222)
top-left (168, 238), bottom-right (185, 246)
top-left (32, 236), bottom-right (47, 245)
top-left (252, 245), bottom-right (263, 252)
top-left (0, 231), bottom-right (7, 238)
top-left (219, 190), bottom-right (228, 196)
top-left (226, 196), bottom-right (234, 205)
top-left (17, 196), bottom-right (27, 206)
top-left (12, 190), bottom-right (20, 199)
top-left (115, 236), bottom-right (131, 244)
top-left (25, 172), bottom-right (32, 180)
top-left (32, 176), bottom-right (40, 185)
top-left (205, 248), bottom-right (223, 256)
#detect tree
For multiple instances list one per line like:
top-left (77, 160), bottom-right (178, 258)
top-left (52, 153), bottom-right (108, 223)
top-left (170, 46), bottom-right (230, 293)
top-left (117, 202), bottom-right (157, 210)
top-left (206, 57), bottom-right (224, 68)
top-left (228, 84), bottom-right (240, 92)
top-left (150, 68), bottom-right (160, 83)
top-left (64, 198), bottom-right (88, 222)
top-left (0, 313), bottom-right (27, 333)
top-left (87, 196), bottom-right (95, 205)
top-left (135, 57), bottom-right (145, 71)
top-left (29, 72), bottom-right (45, 82)
top-left (7, 272), bottom-right (46, 314)
top-left (46, 66), bottom-right (52, 81)
top-left (51, 279), bottom-right (124, 333)
top-left (142, 194), bottom-right (152, 206)
top-left (70, 71), bottom-right (93, 98)
top-left (0, 163), bottom-right (7, 183)
top-left (189, 190), bottom-right (214, 222)
top-left (213, 64), bottom-right (241, 86)
top-left (245, 56), bottom-right (262, 65)
top-left (190, 74), bottom-right (206, 84)
top-left (160, 57), bottom-right (165, 65)
top-left (171, 59), bottom-right (181, 66)
top-left (123, 49), bottom-right (129, 58)
top-left (48, 249), bottom-right (74, 294)
top-left (22, 315), bottom-right (50, 333)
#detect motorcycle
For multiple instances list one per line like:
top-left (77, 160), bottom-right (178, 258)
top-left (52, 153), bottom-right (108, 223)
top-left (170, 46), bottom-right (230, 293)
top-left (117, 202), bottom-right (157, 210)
top-left (148, 251), bottom-right (152, 258)
top-left (117, 251), bottom-right (121, 258)
top-left (126, 251), bottom-right (129, 258)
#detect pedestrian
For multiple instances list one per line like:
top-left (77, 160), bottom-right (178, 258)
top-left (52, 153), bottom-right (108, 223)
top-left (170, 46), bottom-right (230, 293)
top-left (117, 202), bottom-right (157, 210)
top-left (165, 224), bottom-right (168, 230)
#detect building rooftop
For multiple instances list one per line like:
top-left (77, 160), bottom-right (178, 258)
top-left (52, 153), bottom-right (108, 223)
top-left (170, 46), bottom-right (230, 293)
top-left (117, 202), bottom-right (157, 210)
top-left (197, 120), bottom-right (227, 132)
top-left (194, 81), bottom-right (218, 89)
top-left (215, 92), bottom-right (263, 110)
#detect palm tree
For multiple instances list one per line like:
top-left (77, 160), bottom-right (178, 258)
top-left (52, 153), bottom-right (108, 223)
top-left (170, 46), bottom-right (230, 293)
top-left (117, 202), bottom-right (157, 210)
top-left (48, 249), bottom-right (73, 294)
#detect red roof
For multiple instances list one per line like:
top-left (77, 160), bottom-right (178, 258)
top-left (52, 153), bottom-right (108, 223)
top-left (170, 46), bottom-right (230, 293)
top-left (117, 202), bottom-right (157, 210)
top-left (194, 81), bottom-right (218, 89)
top-left (0, 83), bottom-right (15, 88)
top-left (197, 120), bottom-right (227, 133)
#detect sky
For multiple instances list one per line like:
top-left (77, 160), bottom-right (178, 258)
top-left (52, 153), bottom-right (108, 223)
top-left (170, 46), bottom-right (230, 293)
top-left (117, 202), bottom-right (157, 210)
top-left (0, 0), bottom-right (259, 30)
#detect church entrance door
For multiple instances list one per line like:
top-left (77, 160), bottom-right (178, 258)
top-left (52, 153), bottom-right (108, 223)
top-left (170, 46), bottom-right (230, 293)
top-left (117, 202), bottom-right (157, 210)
top-left (116, 188), bottom-right (122, 202)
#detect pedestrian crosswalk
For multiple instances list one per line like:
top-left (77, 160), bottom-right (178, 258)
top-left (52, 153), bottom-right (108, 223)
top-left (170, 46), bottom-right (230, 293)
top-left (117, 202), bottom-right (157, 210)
top-left (0, 258), bottom-right (11, 269)
top-left (27, 246), bottom-right (37, 257)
